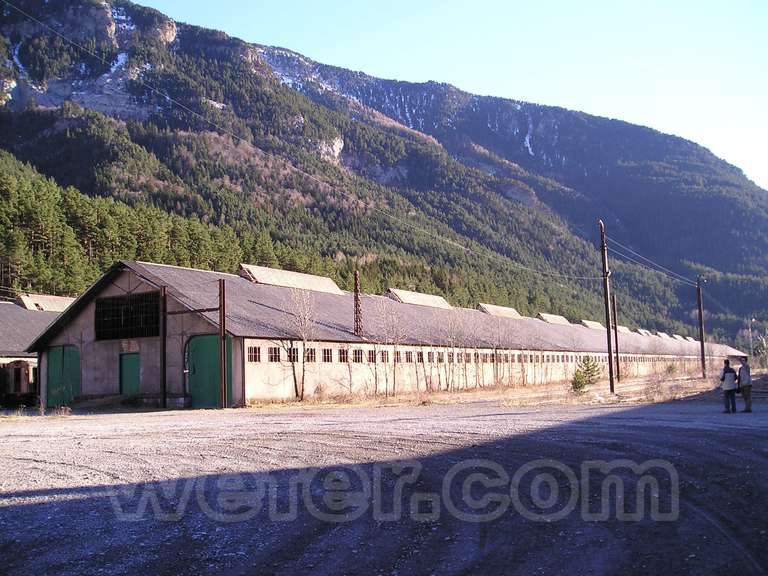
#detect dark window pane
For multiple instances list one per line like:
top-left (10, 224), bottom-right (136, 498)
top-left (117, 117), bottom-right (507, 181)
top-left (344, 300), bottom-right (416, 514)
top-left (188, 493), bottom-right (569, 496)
top-left (95, 292), bottom-right (159, 340)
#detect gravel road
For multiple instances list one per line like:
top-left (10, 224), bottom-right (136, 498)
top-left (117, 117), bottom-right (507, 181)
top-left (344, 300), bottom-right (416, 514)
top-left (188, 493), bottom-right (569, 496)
top-left (1, 388), bottom-right (766, 575)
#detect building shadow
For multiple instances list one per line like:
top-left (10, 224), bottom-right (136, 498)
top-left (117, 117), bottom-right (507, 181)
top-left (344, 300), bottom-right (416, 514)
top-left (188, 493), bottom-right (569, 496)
top-left (1, 393), bottom-right (766, 576)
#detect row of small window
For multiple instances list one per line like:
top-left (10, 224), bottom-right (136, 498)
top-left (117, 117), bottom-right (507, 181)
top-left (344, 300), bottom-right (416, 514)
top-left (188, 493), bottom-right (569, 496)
top-left (245, 347), bottom-right (671, 365)
top-left (248, 347), bottom-right (386, 364)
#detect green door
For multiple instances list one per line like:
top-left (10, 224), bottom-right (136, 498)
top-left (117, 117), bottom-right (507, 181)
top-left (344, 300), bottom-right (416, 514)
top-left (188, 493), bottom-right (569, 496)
top-left (46, 346), bottom-right (81, 407)
top-left (186, 335), bottom-right (233, 408)
top-left (120, 353), bottom-right (140, 396)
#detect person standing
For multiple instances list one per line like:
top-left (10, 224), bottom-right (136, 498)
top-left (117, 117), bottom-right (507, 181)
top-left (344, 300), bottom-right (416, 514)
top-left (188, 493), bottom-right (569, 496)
top-left (738, 356), bottom-right (753, 413)
top-left (720, 359), bottom-right (738, 413)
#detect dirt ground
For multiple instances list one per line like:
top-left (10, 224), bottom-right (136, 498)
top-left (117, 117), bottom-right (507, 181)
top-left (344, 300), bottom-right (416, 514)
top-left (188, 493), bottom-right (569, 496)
top-left (1, 383), bottom-right (767, 576)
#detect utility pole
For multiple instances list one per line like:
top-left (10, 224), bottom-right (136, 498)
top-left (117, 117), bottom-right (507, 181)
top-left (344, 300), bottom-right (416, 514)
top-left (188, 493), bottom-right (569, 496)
top-left (696, 276), bottom-right (706, 378)
top-left (219, 279), bottom-right (227, 408)
top-left (749, 318), bottom-right (755, 358)
top-left (598, 220), bottom-right (615, 393)
top-left (160, 285), bottom-right (167, 409)
top-left (612, 292), bottom-right (621, 383)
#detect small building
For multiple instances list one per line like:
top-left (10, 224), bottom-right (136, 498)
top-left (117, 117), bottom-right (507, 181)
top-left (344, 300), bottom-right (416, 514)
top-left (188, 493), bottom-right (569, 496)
top-left (0, 300), bottom-right (63, 404)
top-left (27, 261), bottom-right (744, 409)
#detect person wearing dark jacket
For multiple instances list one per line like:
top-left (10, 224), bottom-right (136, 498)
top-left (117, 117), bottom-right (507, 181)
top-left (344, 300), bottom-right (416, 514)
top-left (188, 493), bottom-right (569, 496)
top-left (738, 357), bottom-right (753, 413)
top-left (720, 359), bottom-right (738, 414)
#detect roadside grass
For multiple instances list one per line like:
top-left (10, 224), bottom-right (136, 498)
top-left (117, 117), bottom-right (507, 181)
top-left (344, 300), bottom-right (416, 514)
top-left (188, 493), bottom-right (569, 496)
top-left (245, 383), bottom-right (571, 411)
top-left (0, 404), bottom-right (73, 420)
top-left (4, 372), bottom-right (757, 418)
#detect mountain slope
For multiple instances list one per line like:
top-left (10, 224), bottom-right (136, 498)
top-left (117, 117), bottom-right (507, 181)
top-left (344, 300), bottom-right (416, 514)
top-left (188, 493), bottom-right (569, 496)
top-left (0, 0), bottom-right (764, 344)
top-left (257, 45), bottom-right (768, 275)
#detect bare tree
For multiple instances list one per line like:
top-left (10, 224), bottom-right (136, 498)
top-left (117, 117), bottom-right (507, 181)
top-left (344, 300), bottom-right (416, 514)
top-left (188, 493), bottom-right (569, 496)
top-left (460, 313), bottom-right (484, 389)
top-left (441, 311), bottom-right (464, 391)
top-left (493, 318), bottom-right (517, 388)
top-left (286, 288), bottom-right (317, 401)
top-left (372, 298), bottom-right (408, 396)
top-left (339, 342), bottom-right (354, 395)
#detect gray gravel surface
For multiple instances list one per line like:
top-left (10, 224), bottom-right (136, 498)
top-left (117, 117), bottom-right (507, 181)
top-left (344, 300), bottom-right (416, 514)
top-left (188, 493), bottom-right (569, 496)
top-left (1, 391), bottom-right (767, 575)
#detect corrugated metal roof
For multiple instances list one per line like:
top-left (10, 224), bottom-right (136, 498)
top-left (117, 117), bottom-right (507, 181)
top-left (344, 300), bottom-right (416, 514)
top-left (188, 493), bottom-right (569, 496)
top-left (673, 334), bottom-right (687, 341)
top-left (16, 293), bottom-right (75, 312)
top-left (0, 302), bottom-right (59, 357)
top-left (685, 336), bottom-right (697, 342)
top-left (477, 303), bottom-right (523, 319)
top-left (538, 313), bottom-right (570, 326)
top-left (581, 320), bottom-right (604, 330)
top-left (387, 288), bottom-right (452, 309)
top-left (27, 261), bottom-right (745, 360)
top-left (636, 329), bottom-right (653, 337)
top-left (656, 331), bottom-right (672, 339)
top-left (239, 264), bottom-right (344, 295)
top-left (617, 325), bottom-right (632, 334)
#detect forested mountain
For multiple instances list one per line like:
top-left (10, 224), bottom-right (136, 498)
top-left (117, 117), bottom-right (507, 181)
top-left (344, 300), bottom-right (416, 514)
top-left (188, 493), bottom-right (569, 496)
top-left (0, 0), bottom-right (765, 344)
top-left (259, 46), bottom-right (768, 276)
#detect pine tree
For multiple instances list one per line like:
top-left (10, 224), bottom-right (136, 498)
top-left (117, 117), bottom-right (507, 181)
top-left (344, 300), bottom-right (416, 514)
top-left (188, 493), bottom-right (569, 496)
top-left (253, 231), bottom-right (278, 268)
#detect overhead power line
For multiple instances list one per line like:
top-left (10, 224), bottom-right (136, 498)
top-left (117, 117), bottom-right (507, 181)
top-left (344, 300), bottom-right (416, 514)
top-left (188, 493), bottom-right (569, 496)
top-left (1, 0), bottom-right (604, 283)
top-left (606, 234), bottom-right (697, 286)
top-left (701, 291), bottom-right (734, 317)
top-left (604, 235), bottom-right (741, 318)
top-left (608, 246), bottom-right (697, 287)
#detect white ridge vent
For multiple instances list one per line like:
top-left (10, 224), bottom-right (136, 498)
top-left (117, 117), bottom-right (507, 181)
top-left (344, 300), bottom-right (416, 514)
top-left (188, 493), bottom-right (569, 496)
top-left (672, 334), bottom-right (687, 341)
top-left (636, 328), bottom-right (653, 337)
top-left (16, 293), bottom-right (75, 312)
top-left (581, 319), bottom-right (604, 330)
top-left (477, 303), bottom-right (522, 319)
top-left (685, 336), bottom-right (697, 342)
top-left (655, 331), bottom-right (672, 339)
top-left (387, 288), bottom-right (452, 309)
top-left (239, 264), bottom-right (344, 295)
top-left (616, 325), bottom-right (632, 334)
top-left (538, 313), bottom-right (570, 325)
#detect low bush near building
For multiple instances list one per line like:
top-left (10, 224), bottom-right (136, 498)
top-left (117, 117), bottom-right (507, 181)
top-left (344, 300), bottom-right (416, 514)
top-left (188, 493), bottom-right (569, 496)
top-left (572, 355), bottom-right (601, 393)
top-left (665, 363), bottom-right (678, 376)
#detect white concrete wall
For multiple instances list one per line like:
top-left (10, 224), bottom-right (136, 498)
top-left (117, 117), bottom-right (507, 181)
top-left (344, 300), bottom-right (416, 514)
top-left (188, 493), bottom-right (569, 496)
top-left (242, 338), bottom-right (710, 402)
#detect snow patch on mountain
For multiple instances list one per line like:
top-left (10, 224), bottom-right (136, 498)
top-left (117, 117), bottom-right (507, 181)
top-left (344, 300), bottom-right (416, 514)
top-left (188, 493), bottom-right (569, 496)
top-left (11, 43), bottom-right (43, 92)
top-left (111, 5), bottom-right (136, 31)
top-left (524, 115), bottom-right (535, 156)
top-left (204, 98), bottom-right (226, 110)
top-left (109, 52), bottom-right (128, 75)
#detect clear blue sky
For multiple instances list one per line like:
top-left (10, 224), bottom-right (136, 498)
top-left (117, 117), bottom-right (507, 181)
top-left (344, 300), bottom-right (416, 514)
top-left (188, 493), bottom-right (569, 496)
top-left (138, 0), bottom-right (768, 189)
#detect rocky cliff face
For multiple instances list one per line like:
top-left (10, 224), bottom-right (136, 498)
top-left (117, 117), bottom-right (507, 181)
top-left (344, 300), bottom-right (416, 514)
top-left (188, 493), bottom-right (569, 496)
top-left (0, 0), bottom-right (177, 117)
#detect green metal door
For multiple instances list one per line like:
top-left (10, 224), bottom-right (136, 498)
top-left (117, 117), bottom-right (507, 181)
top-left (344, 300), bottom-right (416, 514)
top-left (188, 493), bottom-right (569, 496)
top-left (46, 346), bottom-right (81, 407)
top-left (186, 335), bottom-right (233, 408)
top-left (120, 353), bottom-right (140, 396)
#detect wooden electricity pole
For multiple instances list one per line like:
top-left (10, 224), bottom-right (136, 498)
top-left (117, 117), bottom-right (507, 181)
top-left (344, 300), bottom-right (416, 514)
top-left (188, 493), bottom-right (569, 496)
top-left (160, 285), bottom-right (167, 409)
top-left (697, 276), bottom-right (706, 378)
top-left (612, 292), bottom-right (621, 383)
top-left (599, 220), bottom-right (615, 393)
top-left (219, 279), bottom-right (227, 408)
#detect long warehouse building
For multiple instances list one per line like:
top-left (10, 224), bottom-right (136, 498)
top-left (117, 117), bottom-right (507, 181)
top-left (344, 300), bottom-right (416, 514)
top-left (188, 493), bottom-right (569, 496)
top-left (28, 260), bottom-right (743, 408)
